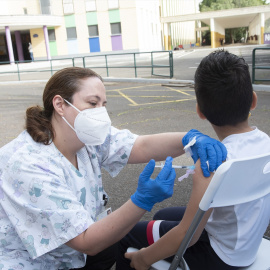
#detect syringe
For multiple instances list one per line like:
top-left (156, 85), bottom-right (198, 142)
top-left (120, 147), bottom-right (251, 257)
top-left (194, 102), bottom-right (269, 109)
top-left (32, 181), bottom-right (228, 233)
top-left (155, 164), bottom-right (195, 170)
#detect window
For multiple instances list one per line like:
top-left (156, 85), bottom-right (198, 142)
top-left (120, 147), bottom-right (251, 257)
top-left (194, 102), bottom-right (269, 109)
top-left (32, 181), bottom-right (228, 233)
top-left (85, 0), bottom-right (96, 12)
top-left (88, 25), bottom-right (99, 37)
top-left (66, 27), bottom-right (77, 39)
top-left (48, 29), bottom-right (56, 41)
top-left (108, 0), bottom-right (119, 9)
top-left (63, 0), bottom-right (74, 14)
top-left (40, 0), bottom-right (51, 14)
top-left (110, 22), bottom-right (121, 35)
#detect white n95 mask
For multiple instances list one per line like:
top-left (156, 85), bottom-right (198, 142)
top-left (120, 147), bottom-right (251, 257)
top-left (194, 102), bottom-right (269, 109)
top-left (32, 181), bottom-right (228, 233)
top-left (62, 99), bottom-right (111, 146)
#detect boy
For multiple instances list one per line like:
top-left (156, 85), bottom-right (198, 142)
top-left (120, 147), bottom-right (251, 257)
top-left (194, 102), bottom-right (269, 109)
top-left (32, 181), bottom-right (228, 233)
top-left (118, 50), bottom-right (270, 270)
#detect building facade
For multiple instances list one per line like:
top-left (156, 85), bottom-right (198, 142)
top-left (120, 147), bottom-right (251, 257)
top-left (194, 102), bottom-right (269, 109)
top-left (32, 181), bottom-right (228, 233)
top-left (160, 0), bottom-right (198, 50)
top-left (0, 0), bottom-right (162, 63)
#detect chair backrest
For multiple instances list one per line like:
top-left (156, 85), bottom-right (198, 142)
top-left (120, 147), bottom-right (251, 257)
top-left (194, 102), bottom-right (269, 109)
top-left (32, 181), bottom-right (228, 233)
top-left (169, 152), bottom-right (270, 270)
top-left (200, 152), bottom-right (270, 211)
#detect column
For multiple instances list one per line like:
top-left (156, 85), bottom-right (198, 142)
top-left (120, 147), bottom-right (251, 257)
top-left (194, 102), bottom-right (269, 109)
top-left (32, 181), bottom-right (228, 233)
top-left (168, 23), bottom-right (171, 50)
top-left (163, 23), bottom-right (168, 51)
top-left (163, 23), bottom-right (171, 51)
top-left (210, 18), bottom-right (215, 48)
top-left (197, 21), bottom-right (202, 45)
top-left (5, 26), bottom-right (15, 64)
top-left (15, 31), bottom-right (24, 62)
top-left (260, 13), bottom-right (265, 45)
top-left (43, 25), bottom-right (51, 60)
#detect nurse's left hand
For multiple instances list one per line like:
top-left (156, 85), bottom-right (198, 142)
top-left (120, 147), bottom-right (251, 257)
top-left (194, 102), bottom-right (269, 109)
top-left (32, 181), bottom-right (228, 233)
top-left (131, 156), bottom-right (176, 212)
top-left (182, 129), bottom-right (227, 177)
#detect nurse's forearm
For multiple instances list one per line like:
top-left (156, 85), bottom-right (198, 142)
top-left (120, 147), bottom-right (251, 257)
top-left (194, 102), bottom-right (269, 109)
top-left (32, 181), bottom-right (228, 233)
top-left (128, 132), bottom-right (186, 164)
top-left (66, 200), bottom-right (146, 256)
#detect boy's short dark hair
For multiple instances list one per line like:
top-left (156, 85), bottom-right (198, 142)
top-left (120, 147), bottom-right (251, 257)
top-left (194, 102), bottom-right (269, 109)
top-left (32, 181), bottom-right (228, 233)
top-left (194, 50), bottom-right (253, 126)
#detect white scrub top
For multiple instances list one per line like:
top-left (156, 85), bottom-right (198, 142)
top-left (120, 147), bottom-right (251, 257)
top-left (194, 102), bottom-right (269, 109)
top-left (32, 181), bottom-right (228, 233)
top-left (0, 126), bottom-right (137, 269)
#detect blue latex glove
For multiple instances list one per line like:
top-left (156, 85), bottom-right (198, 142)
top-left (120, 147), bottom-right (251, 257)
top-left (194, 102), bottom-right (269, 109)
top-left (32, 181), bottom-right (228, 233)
top-left (131, 156), bottom-right (176, 212)
top-left (182, 129), bottom-right (227, 177)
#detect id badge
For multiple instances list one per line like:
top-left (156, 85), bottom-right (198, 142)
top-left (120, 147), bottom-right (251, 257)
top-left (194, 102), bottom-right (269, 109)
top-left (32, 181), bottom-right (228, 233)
top-left (96, 207), bottom-right (112, 221)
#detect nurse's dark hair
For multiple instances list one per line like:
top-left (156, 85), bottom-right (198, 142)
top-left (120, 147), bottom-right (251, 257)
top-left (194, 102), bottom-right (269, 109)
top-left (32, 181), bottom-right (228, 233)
top-left (26, 67), bottom-right (103, 145)
top-left (194, 50), bottom-right (253, 126)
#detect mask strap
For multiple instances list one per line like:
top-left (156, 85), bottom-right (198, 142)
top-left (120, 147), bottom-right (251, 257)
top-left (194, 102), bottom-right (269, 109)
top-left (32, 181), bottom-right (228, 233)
top-left (62, 117), bottom-right (76, 132)
top-left (63, 99), bottom-right (81, 113)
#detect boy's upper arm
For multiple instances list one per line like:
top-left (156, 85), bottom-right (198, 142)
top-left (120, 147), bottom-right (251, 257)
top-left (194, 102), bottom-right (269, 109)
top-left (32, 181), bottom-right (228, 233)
top-left (178, 160), bottom-right (213, 246)
top-left (141, 160), bottom-right (213, 265)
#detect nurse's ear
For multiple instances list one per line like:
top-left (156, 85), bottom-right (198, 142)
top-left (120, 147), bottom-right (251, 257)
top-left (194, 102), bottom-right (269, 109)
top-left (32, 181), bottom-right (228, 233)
top-left (53, 95), bottom-right (65, 116)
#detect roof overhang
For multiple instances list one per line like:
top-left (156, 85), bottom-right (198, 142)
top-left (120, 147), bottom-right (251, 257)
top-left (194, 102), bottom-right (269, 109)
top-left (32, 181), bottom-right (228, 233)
top-left (161, 5), bottom-right (270, 29)
top-left (0, 15), bottom-right (63, 33)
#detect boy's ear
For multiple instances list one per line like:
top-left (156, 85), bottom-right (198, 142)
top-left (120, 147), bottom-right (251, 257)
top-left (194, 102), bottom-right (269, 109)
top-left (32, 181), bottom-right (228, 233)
top-left (250, 91), bottom-right (257, 111)
top-left (196, 104), bottom-right (206, 119)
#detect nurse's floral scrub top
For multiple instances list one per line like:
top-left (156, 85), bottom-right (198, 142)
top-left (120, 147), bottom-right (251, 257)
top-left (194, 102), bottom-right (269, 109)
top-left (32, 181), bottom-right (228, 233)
top-left (0, 126), bottom-right (137, 269)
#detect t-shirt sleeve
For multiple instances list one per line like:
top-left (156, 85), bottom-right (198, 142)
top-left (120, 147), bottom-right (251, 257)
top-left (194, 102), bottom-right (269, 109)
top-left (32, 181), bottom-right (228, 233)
top-left (97, 126), bottom-right (138, 177)
top-left (1, 149), bottom-right (93, 259)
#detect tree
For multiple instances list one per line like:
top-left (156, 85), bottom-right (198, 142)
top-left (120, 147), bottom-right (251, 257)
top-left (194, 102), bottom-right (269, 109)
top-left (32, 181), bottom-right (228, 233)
top-left (199, 0), bottom-right (267, 11)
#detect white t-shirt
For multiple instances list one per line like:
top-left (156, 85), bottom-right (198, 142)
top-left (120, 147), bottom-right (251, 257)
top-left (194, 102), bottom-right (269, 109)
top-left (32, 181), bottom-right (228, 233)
top-left (0, 126), bottom-right (137, 269)
top-left (205, 127), bottom-right (270, 267)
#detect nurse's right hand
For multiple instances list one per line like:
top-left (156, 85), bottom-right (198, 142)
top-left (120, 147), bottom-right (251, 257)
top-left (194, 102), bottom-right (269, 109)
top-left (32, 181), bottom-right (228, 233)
top-left (131, 156), bottom-right (176, 212)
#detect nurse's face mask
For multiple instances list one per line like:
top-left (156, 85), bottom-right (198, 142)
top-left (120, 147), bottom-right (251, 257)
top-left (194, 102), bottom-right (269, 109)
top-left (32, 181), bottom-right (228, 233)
top-left (62, 99), bottom-right (111, 146)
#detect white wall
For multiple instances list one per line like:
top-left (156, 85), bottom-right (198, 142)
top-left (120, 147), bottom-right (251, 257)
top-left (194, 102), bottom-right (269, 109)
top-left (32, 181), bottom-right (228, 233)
top-left (0, 0), bottom-right (9, 15)
top-left (119, 0), bottom-right (139, 51)
top-left (160, 0), bottom-right (197, 47)
top-left (135, 0), bottom-right (162, 51)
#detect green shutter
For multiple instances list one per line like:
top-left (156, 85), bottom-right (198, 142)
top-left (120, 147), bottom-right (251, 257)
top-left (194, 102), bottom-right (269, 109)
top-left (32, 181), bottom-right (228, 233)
top-left (86, 12), bottom-right (98, 25)
top-left (49, 41), bottom-right (58, 56)
top-left (64, 14), bottom-right (76, 27)
top-left (109, 9), bottom-right (120, 23)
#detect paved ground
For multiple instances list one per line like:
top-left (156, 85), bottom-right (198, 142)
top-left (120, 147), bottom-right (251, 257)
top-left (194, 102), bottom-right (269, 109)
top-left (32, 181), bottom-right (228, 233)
top-left (0, 80), bottom-right (269, 268)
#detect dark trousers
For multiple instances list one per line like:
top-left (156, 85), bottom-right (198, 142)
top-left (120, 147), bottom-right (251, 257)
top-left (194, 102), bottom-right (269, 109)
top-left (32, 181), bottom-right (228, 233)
top-left (70, 243), bottom-right (117, 270)
top-left (116, 207), bottom-right (239, 270)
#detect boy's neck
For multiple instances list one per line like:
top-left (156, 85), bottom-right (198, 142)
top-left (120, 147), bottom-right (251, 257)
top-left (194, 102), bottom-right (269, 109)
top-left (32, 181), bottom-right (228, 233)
top-left (212, 121), bottom-right (253, 141)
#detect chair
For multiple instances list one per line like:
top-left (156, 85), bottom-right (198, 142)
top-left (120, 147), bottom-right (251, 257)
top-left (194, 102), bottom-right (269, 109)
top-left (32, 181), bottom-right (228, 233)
top-left (127, 153), bottom-right (270, 270)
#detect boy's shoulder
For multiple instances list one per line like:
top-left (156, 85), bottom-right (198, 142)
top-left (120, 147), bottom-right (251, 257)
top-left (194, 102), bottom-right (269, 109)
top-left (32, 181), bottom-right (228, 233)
top-left (223, 127), bottom-right (270, 160)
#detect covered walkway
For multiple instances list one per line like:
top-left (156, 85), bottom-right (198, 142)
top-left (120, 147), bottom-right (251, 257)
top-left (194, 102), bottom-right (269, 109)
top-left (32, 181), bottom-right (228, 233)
top-left (161, 5), bottom-right (270, 49)
top-left (0, 15), bottom-right (62, 63)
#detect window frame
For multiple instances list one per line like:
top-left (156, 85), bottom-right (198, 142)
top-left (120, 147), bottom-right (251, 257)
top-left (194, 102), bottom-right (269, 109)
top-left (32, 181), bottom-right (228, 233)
top-left (88, 25), bottom-right (99, 37)
top-left (108, 0), bottom-right (119, 10)
top-left (63, 0), bottom-right (74, 14)
top-left (85, 0), bottom-right (96, 12)
top-left (40, 0), bottom-right (51, 15)
top-left (66, 27), bottom-right (77, 40)
top-left (110, 22), bottom-right (121, 35)
top-left (48, 29), bottom-right (56, 41)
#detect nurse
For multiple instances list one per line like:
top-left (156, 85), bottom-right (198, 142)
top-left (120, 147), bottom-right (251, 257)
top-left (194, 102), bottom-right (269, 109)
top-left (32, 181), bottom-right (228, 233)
top-left (0, 67), bottom-right (226, 269)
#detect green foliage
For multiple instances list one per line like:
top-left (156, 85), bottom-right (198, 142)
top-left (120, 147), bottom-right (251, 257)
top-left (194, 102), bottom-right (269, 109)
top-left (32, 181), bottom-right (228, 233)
top-left (225, 27), bottom-right (248, 43)
top-left (199, 0), bottom-right (267, 11)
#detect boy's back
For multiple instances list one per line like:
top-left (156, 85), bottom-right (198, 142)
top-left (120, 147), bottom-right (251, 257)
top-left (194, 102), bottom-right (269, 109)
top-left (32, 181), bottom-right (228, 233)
top-left (206, 127), bottom-right (270, 266)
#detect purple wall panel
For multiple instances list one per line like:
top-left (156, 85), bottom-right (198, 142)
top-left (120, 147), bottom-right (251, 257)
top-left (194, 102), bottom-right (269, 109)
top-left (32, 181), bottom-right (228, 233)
top-left (264, 33), bottom-right (270, 44)
top-left (111, 35), bottom-right (123, 51)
